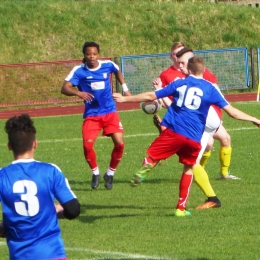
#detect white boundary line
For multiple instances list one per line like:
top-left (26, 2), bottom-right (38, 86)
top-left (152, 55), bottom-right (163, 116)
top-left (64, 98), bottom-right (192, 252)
top-left (66, 247), bottom-right (174, 260)
top-left (0, 243), bottom-right (174, 260)
top-left (0, 126), bottom-right (257, 146)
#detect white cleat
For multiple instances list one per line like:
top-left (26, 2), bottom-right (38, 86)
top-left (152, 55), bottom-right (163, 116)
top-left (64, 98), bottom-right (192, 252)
top-left (218, 173), bottom-right (241, 180)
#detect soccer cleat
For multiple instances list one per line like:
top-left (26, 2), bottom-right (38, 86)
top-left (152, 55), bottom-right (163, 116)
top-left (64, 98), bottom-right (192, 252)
top-left (130, 164), bottom-right (153, 187)
top-left (174, 209), bottom-right (191, 217)
top-left (91, 174), bottom-right (101, 189)
top-left (153, 114), bottom-right (163, 134)
top-left (103, 173), bottom-right (113, 190)
top-left (218, 172), bottom-right (241, 180)
top-left (196, 200), bottom-right (221, 210)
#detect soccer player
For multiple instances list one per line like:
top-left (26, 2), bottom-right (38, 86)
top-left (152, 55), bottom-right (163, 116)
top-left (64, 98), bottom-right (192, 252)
top-left (154, 44), bottom-right (239, 181)
top-left (0, 113), bottom-right (80, 259)
top-left (113, 56), bottom-right (260, 217)
top-left (61, 41), bottom-right (131, 190)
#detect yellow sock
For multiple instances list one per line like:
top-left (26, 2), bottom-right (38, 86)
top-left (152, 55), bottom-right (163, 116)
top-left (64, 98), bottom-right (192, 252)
top-left (219, 147), bottom-right (232, 176)
top-left (200, 150), bottom-right (211, 168)
top-left (193, 165), bottom-right (216, 197)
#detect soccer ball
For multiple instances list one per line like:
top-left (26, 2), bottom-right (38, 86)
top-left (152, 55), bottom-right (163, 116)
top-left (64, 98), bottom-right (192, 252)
top-left (140, 100), bottom-right (162, 114)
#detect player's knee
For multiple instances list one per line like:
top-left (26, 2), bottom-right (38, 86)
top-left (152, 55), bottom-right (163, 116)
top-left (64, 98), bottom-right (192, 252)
top-left (220, 133), bottom-right (231, 147)
top-left (114, 143), bottom-right (124, 153)
top-left (83, 140), bottom-right (94, 154)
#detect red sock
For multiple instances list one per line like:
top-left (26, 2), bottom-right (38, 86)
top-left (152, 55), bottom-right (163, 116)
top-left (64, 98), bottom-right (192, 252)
top-left (109, 144), bottom-right (124, 170)
top-left (176, 173), bottom-right (193, 211)
top-left (83, 141), bottom-right (98, 169)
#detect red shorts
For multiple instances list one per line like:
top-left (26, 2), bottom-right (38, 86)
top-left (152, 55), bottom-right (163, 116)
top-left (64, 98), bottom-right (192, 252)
top-left (82, 112), bottom-right (123, 140)
top-left (147, 128), bottom-right (201, 165)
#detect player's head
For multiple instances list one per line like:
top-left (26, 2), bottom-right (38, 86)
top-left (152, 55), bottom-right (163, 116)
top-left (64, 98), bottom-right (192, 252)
top-left (82, 42), bottom-right (100, 67)
top-left (170, 42), bottom-right (186, 68)
top-left (176, 47), bottom-right (195, 75)
top-left (187, 56), bottom-right (205, 76)
top-left (5, 113), bottom-right (36, 156)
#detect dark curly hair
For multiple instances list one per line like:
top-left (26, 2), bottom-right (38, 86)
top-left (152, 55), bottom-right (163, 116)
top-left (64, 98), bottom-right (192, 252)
top-left (5, 113), bottom-right (36, 155)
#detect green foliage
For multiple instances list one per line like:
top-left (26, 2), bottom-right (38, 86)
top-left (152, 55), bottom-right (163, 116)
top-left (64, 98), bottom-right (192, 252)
top-left (0, 0), bottom-right (260, 64)
top-left (0, 103), bottom-right (259, 259)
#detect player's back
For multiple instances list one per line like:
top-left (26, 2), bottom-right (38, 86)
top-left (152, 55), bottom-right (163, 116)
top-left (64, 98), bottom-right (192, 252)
top-left (0, 159), bottom-right (67, 260)
top-left (159, 75), bottom-right (228, 142)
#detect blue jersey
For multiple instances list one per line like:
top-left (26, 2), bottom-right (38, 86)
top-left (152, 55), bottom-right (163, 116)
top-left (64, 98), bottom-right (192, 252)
top-left (65, 60), bottom-right (119, 118)
top-left (155, 75), bottom-right (229, 142)
top-left (0, 159), bottom-right (77, 260)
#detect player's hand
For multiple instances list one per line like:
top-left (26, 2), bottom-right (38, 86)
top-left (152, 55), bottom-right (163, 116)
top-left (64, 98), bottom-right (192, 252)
top-left (112, 93), bottom-right (125, 102)
top-left (55, 204), bottom-right (65, 219)
top-left (253, 120), bottom-right (260, 127)
top-left (77, 91), bottom-right (94, 102)
top-left (153, 78), bottom-right (162, 90)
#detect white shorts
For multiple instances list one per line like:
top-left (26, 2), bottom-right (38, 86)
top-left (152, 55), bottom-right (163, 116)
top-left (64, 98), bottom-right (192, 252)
top-left (197, 106), bottom-right (221, 162)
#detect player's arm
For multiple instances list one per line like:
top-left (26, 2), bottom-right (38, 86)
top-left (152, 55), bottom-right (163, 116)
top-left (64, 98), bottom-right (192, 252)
top-left (61, 81), bottom-right (94, 102)
top-left (223, 104), bottom-right (260, 127)
top-left (55, 198), bottom-right (80, 220)
top-left (113, 91), bottom-right (156, 103)
top-left (114, 70), bottom-right (132, 96)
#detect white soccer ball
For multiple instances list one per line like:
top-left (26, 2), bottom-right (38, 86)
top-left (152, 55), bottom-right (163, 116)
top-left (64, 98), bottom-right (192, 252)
top-left (140, 100), bottom-right (162, 114)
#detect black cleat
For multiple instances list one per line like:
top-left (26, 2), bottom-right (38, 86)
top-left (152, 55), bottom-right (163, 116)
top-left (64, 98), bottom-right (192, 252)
top-left (103, 173), bottom-right (113, 190)
top-left (91, 174), bottom-right (101, 189)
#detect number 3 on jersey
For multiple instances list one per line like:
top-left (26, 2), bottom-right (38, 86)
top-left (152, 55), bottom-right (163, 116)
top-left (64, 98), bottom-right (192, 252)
top-left (13, 180), bottom-right (39, 217)
top-left (176, 85), bottom-right (203, 109)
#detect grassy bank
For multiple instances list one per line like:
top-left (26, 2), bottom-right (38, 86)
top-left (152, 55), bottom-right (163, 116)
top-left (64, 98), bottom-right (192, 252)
top-left (0, 0), bottom-right (259, 64)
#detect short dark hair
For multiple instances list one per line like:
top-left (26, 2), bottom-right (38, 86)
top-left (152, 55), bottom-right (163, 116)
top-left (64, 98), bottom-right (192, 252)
top-left (82, 41), bottom-right (100, 54)
top-left (5, 113), bottom-right (36, 155)
top-left (176, 47), bottom-right (194, 58)
top-left (187, 56), bottom-right (205, 75)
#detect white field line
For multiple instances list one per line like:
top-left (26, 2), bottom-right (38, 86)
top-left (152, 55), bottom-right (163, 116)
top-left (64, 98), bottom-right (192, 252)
top-left (0, 243), bottom-right (174, 260)
top-left (0, 126), bottom-right (257, 146)
top-left (66, 247), bottom-right (174, 260)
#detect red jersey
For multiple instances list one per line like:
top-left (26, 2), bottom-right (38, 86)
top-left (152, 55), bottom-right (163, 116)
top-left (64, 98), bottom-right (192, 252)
top-left (160, 66), bottom-right (185, 87)
top-left (160, 66), bottom-right (185, 101)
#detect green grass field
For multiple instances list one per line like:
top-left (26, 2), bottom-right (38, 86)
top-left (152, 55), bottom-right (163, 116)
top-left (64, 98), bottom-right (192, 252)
top-left (0, 102), bottom-right (259, 259)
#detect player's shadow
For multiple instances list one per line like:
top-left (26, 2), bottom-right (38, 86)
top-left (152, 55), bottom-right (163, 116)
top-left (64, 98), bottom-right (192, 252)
top-left (78, 203), bottom-right (173, 223)
top-left (68, 177), bottom-right (180, 192)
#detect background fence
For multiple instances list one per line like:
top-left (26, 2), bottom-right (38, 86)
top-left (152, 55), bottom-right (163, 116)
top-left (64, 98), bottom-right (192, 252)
top-left (120, 47), bottom-right (250, 94)
top-left (0, 47), bottom-right (254, 108)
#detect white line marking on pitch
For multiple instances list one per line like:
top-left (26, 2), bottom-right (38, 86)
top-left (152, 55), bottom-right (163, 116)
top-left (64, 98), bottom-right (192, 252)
top-left (66, 247), bottom-right (174, 260)
top-left (0, 126), bottom-right (257, 146)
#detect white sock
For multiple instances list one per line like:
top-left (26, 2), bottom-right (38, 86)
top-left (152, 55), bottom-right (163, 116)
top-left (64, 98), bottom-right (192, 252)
top-left (92, 167), bottom-right (100, 175)
top-left (106, 167), bottom-right (115, 176)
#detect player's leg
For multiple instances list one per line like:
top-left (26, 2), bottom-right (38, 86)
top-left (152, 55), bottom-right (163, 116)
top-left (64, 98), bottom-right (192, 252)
top-left (200, 136), bottom-right (214, 168)
top-left (103, 112), bottom-right (124, 189)
top-left (213, 124), bottom-right (240, 180)
top-left (194, 131), bottom-right (221, 209)
top-left (153, 114), bottom-right (166, 134)
top-left (174, 138), bottom-right (201, 217)
top-left (82, 117), bottom-right (102, 189)
top-left (175, 164), bottom-right (193, 217)
top-left (130, 129), bottom-right (184, 187)
top-left (199, 106), bottom-right (219, 169)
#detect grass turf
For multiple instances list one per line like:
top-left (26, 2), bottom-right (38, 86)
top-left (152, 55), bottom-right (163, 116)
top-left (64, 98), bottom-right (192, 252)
top-left (0, 102), bottom-right (259, 259)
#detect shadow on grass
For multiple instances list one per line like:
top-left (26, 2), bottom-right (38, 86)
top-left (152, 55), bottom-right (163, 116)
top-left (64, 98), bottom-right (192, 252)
top-left (69, 178), bottom-right (181, 191)
top-left (77, 203), bottom-right (175, 223)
